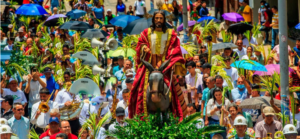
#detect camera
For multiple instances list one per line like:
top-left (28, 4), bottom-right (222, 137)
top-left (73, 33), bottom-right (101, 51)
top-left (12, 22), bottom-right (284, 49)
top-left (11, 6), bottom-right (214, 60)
top-left (217, 105), bottom-right (222, 109)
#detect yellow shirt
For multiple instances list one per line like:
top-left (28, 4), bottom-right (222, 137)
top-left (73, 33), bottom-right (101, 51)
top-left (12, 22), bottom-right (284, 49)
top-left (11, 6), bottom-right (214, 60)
top-left (242, 5), bottom-right (252, 22)
top-left (153, 31), bottom-right (163, 54)
top-left (161, 4), bottom-right (174, 12)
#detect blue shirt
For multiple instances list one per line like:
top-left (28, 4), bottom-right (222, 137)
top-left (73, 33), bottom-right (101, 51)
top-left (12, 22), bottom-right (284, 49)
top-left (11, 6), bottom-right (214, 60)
top-left (294, 46), bottom-right (300, 66)
top-left (116, 38), bottom-right (123, 47)
top-left (114, 68), bottom-right (136, 81)
top-left (199, 7), bottom-right (209, 17)
top-left (41, 75), bottom-right (60, 100)
top-left (117, 3), bottom-right (125, 12)
top-left (201, 87), bottom-right (210, 116)
top-left (113, 65), bottom-right (122, 75)
top-left (93, 7), bottom-right (104, 19)
top-left (8, 116), bottom-right (30, 139)
top-left (231, 87), bottom-right (248, 102)
top-left (51, 0), bottom-right (59, 6)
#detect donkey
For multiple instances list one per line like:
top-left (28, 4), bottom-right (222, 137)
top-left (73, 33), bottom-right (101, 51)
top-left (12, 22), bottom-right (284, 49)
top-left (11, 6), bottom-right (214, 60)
top-left (141, 59), bottom-right (171, 114)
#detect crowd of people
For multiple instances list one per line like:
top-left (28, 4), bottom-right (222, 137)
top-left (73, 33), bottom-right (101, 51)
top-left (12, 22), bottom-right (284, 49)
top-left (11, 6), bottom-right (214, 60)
top-left (0, 0), bottom-right (300, 138)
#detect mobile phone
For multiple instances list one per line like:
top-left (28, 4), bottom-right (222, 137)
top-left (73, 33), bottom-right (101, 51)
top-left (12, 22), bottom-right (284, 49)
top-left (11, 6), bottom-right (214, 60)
top-left (217, 105), bottom-right (221, 109)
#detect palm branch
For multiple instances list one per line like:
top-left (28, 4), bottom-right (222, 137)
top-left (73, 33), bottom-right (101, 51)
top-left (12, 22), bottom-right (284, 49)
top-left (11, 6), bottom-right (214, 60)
top-left (220, 30), bottom-right (232, 43)
top-left (28, 128), bottom-right (39, 139)
top-left (181, 43), bottom-right (197, 58)
top-left (180, 112), bottom-right (202, 125)
top-left (251, 23), bottom-right (261, 38)
top-left (36, 21), bottom-right (45, 33)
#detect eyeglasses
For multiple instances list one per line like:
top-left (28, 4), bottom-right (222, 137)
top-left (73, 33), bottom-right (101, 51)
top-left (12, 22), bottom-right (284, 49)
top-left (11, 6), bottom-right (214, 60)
top-left (196, 65), bottom-right (201, 67)
top-left (16, 108), bottom-right (24, 111)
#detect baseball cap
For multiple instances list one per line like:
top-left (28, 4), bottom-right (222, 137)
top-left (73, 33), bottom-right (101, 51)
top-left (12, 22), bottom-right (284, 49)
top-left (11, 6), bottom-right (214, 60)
top-left (118, 55), bottom-right (124, 59)
top-left (18, 28), bottom-right (24, 33)
top-left (8, 78), bottom-right (17, 83)
top-left (0, 118), bottom-right (8, 125)
top-left (49, 117), bottom-right (60, 124)
top-left (201, 63), bottom-right (211, 69)
top-left (107, 9), bottom-right (112, 12)
top-left (8, 24), bottom-right (13, 28)
top-left (263, 106), bottom-right (275, 116)
top-left (125, 78), bottom-right (134, 84)
top-left (125, 69), bottom-right (134, 76)
top-left (116, 107), bottom-right (125, 116)
top-left (44, 67), bottom-right (52, 73)
top-left (0, 125), bottom-right (12, 134)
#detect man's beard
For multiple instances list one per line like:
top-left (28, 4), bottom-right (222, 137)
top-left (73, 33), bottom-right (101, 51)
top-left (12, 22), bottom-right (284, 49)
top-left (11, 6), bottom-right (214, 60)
top-left (155, 22), bottom-right (162, 28)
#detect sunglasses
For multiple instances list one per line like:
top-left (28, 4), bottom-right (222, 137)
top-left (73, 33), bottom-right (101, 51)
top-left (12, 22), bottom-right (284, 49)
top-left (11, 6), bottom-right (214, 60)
top-left (16, 108), bottom-right (24, 111)
top-left (196, 65), bottom-right (201, 67)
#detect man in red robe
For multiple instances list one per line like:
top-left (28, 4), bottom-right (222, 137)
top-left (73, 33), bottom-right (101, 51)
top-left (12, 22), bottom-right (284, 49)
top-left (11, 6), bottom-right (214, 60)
top-left (129, 11), bottom-right (186, 121)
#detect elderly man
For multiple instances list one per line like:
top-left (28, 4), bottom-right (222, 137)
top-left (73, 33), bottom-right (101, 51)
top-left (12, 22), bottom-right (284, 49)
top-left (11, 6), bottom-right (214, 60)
top-left (233, 39), bottom-right (247, 60)
top-left (31, 88), bottom-right (59, 134)
top-left (0, 125), bottom-right (19, 139)
top-left (15, 28), bottom-right (27, 43)
top-left (114, 60), bottom-right (135, 82)
top-left (255, 106), bottom-right (282, 139)
top-left (50, 120), bottom-right (77, 139)
top-left (8, 103), bottom-right (30, 139)
top-left (1, 78), bottom-right (27, 105)
top-left (1, 95), bottom-right (14, 120)
top-left (40, 117), bottom-right (61, 139)
top-left (231, 76), bottom-right (252, 102)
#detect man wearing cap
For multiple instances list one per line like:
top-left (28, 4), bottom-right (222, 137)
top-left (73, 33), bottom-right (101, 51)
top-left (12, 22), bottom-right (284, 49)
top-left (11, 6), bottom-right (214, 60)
top-left (282, 124), bottom-right (298, 139)
top-left (40, 117), bottom-right (61, 139)
top-left (8, 102), bottom-right (30, 139)
top-left (228, 116), bottom-right (255, 139)
top-left (14, 28), bottom-right (27, 43)
top-left (121, 69), bottom-right (134, 90)
top-left (109, 107), bottom-right (127, 133)
top-left (255, 106), bottom-right (282, 139)
top-left (112, 56), bottom-right (124, 75)
top-left (114, 59), bottom-right (135, 82)
top-left (104, 9), bottom-right (116, 27)
top-left (41, 67), bottom-right (59, 100)
top-left (1, 96), bottom-right (14, 120)
top-left (31, 88), bottom-right (59, 134)
top-left (0, 78), bottom-right (27, 105)
top-left (6, 24), bottom-right (17, 39)
top-left (25, 67), bottom-right (47, 115)
top-left (0, 125), bottom-right (19, 139)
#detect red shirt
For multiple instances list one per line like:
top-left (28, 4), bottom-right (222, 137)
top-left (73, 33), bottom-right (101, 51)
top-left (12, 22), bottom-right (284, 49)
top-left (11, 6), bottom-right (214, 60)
top-left (40, 129), bottom-right (62, 139)
top-left (50, 133), bottom-right (78, 139)
top-left (23, 0), bottom-right (30, 4)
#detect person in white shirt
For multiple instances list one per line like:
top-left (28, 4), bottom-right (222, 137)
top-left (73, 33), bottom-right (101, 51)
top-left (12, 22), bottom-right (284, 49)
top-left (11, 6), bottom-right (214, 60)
top-left (1, 78), bottom-right (27, 105)
top-left (3, 38), bottom-right (14, 51)
top-left (241, 46), bottom-right (257, 61)
top-left (24, 67), bottom-right (47, 113)
top-left (185, 61), bottom-right (203, 111)
top-left (223, 56), bottom-right (238, 88)
top-left (134, 0), bottom-right (146, 18)
top-left (54, 88), bottom-right (81, 136)
top-left (31, 88), bottom-right (59, 134)
top-left (233, 39), bottom-right (247, 60)
top-left (109, 107), bottom-right (127, 133)
top-left (116, 88), bottom-right (130, 118)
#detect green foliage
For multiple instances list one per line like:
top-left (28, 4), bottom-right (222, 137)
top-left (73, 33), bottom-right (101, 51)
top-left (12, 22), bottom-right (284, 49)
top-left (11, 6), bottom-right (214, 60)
top-left (28, 128), bottom-right (39, 139)
top-left (220, 30), bottom-right (232, 43)
top-left (181, 42), bottom-right (198, 57)
top-left (251, 23), bottom-right (261, 38)
top-left (107, 112), bottom-right (225, 139)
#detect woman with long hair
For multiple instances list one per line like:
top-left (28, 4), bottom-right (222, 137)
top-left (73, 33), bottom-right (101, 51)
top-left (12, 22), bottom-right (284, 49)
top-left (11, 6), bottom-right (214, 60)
top-left (116, 0), bottom-right (126, 16)
top-left (171, 0), bottom-right (183, 28)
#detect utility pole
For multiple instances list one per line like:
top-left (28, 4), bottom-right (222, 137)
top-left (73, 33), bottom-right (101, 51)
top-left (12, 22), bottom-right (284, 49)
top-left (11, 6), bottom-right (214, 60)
top-left (278, 0), bottom-right (290, 125)
top-left (182, 0), bottom-right (188, 43)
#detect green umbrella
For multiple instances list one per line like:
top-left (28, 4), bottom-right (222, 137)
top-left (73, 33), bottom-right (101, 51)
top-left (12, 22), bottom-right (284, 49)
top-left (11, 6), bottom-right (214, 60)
top-left (108, 47), bottom-right (136, 58)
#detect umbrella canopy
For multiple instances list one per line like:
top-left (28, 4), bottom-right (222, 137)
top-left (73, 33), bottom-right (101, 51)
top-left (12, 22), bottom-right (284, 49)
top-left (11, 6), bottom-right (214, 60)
top-left (0, 1), bottom-right (10, 5)
top-left (222, 13), bottom-right (244, 22)
top-left (180, 46), bottom-right (188, 54)
top-left (109, 15), bottom-right (140, 28)
top-left (177, 21), bottom-right (196, 31)
top-left (108, 48), bottom-right (136, 58)
top-left (231, 60), bottom-right (267, 71)
top-left (148, 9), bottom-right (171, 16)
top-left (123, 18), bottom-right (172, 35)
top-left (15, 4), bottom-right (48, 16)
top-left (253, 64), bottom-right (294, 76)
top-left (59, 21), bottom-right (80, 30)
top-left (239, 96), bottom-right (281, 110)
top-left (66, 9), bottom-right (86, 19)
top-left (44, 14), bottom-right (67, 27)
top-left (295, 23), bottom-right (300, 30)
top-left (227, 22), bottom-right (253, 35)
top-left (81, 29), bottom-right (108, 39)
top-left (212, 43), bottom-right (238, 51)
top-left (197, 16), bottom-right (216, 23)
top-left (69, 21), bottom-right (91, 31)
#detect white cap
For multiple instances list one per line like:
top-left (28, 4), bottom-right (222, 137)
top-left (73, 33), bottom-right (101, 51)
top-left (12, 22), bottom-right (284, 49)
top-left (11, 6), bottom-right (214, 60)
top-left (8, 78), bottom-right (17, 83)
top-left (0, 118), bottom-right (8, 125)
top-left (0, 125), bottom-right (12, 134)
top-left (283, 124), bottom-right (298, 135)
top-left (234, 116), bottom-right (247, 126)
top-left (107, 9), bottom-right (112, 12)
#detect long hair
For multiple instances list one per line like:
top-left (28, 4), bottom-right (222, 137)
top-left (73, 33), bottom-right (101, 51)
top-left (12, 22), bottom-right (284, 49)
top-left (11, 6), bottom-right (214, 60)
top-left (212, 87), bottom-right (222, 105)
top-left (150, 11), bottom-right (167, 33)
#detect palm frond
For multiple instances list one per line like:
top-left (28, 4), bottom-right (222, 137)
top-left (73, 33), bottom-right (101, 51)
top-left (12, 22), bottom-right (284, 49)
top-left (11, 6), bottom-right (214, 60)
top-left (181, 43), bottom-right (197, 58)
top-left (36, 21), bottom-right (45, 33)
top-left (180, 112), bottom-right (202, 125)
top-left (251, 23), bottom-right (261, 38)
top-left (220, 30), bottom-right (232, 43)
top-left (28, 128), bottom-right (39, 139)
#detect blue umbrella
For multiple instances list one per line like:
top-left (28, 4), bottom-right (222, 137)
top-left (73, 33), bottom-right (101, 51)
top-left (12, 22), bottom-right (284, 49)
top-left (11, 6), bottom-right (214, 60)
top-left (59, 21), bottom-right (80, 30)
top-left (197, 16), bottom-right (217, 23)
top-left (109, 15), bottom-right (140, 28)
top-left (295, 23), bottom-right (300, 29)
top-left (231, 60), bottom-right (267, 71)
top-left (66, 9), bottom-right (86, 19)
top-left (15, 4), bottom-right (48, 16)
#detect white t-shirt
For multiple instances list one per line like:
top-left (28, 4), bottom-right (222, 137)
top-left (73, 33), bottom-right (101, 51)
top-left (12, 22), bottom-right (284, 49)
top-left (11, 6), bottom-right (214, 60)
top-left (28, 78), bottom-right (46, 108)
top-left (258, 8), bottom-right (266, 22)
top-left (134, 1), bottom-right (145, 15)
top-left (242, 36), bottom-right (257, 49)
top-left (185, 73), bottom-right (203, 103)
top-left (2, 88), bottom-right (27, 104)
top-left (223, 67), bottom-right (238, 88)
top-left (233, 47), bottom-right (247, 60)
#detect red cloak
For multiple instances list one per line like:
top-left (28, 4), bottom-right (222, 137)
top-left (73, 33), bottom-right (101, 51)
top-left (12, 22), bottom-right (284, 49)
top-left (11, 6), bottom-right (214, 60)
top-left (129, 28), bottom-right (185, 121)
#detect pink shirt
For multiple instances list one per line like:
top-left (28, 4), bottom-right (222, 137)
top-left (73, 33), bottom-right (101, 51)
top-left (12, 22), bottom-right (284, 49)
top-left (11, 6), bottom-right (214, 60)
top-left (272, 44), bottom-right (291, 59)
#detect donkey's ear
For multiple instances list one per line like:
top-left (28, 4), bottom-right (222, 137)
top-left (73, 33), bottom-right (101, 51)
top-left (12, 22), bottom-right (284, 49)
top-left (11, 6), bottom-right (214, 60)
top-left (141, 59), bottom-right (155, 73)
top-left (158, 59), bottom-right (171, 72)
